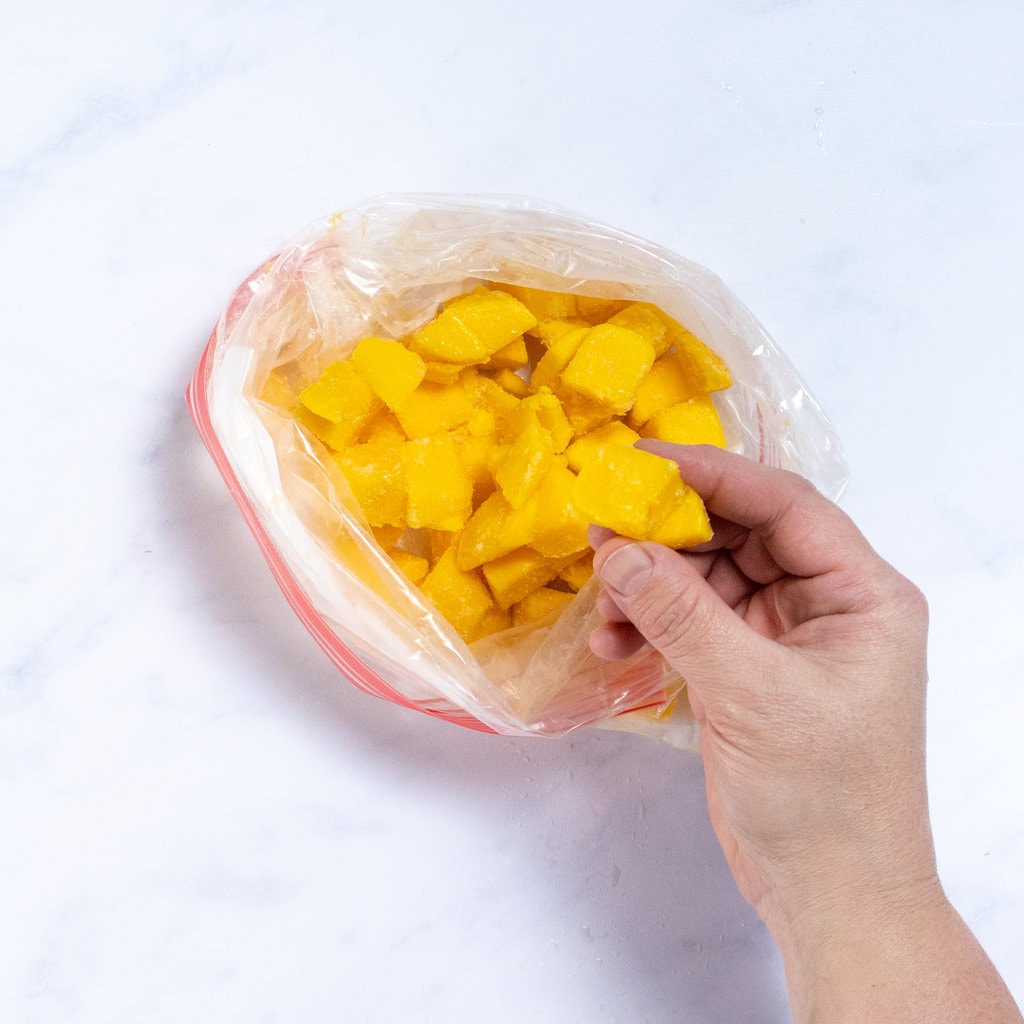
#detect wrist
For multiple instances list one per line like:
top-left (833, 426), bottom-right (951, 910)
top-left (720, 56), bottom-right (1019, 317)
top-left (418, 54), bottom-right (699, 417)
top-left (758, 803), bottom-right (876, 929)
top-left (767, 877), bottom-right (1022, 1023)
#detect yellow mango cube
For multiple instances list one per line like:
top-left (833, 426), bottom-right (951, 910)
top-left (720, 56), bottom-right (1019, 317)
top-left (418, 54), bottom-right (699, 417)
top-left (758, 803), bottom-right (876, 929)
top-left (574, 295), bottom-right (631, 322)
top-left (558, 552), bottom-right (594, 592)
top-left (482, 547), bottom-right (577, 610)
top-left (460, 372), bottom-right (522, 430)
top-left (559, 391), bottom-right (616, 438)
top-left (486, 336), bottom-right (529, 370)
top-left (607, 303), bottom-right (672, 357)
top-left (465, 603), bottom-right (513, 643)
top-left (511, 586), bottom-right (575, 627)
top-left (571, 444), bottom-right (683, 539)
top-left (531, 326), bottom-right (589, 390)
top-left (627, 351), bottom-right (707, 428)
top-left (401, 434), bottom-right (473, 531)
top-left (667, 321), bottom-right (733, 393)
top-left (529, 462), bottom-right (591, 559)
top-left (456, 490), bottom-right (540, 571)
top-left (390, 549), bottom-right (430, 585)
top-left (494, 417), bottom-right (558, 509)
top-left (395, 380), bottom-right (474, 438)
top-left (641, 394), bottom-right (727, 448)
top-left (647, 483), bottom-right (713, 548)
top-left (409, 288), bottom-right (536, 363)
top-left (360, 409), bottom-right (407, 448)
top-left (371, 524), bottom-right (404, 550)
top-left (565, 420), bottom-right (641, 472)
top-left (534, 318), bottom-right (590, 347)
top-left (349, 337), bottom-right (425, 412)
top-left (490, 367), bottom-right (532, 399)
top-left (299, 360), bottom-right (381, 425)
top-left (422, 360), bottom-right (470, 385)
top-left (560, 324), bottom-right (655, 415)
top-left (495, 284), bottom-right (578, 324)
top-left (419, 547), bottom-right (495, 642)
top-left (296, 405), bottom-right (364, 451)
top-left (332, 441), bottom-right (407, 528)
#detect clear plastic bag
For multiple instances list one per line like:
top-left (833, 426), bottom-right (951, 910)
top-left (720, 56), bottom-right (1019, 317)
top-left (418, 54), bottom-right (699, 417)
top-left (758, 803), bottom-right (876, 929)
top-left (187, 193), bottom-right (848, 744)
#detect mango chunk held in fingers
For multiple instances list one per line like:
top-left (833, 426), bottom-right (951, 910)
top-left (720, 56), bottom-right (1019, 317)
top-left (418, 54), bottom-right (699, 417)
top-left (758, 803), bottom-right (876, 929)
top-left (572, 444), bottom-right (682, 540)
top-left (286, 279), bottom-right (732, 644)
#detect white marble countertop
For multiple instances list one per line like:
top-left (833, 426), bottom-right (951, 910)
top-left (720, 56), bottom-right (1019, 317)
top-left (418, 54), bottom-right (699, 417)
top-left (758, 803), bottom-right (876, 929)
top-left (2, 2), bottom-right (1021, 1021)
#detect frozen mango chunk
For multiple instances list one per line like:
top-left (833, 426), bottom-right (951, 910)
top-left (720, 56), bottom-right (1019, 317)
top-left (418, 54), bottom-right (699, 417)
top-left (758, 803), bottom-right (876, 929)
top-left (558, 553), bottom-right (594, 592)
top-left (565, 420), bottom-right (641, 472)
top-left (456, 490), bottom-right (540, 571)
top-left (419, 547), bottom-right (494, 642)
top-left (409, 288), bottom-right (536, 363)
top-left (531, 326), bottom-right (589, 390)
top-left (493, 416), bottom-right (558, 509)
top-left (394, 380), bottom-right (475, 439)
top-left (574, 294), bottom-right (631, 322)
top-left (482, 547), bottom-right (578, 610)
top-left (486, 335), bottom-right (529, 370)
top-left (572, 444), bottom-right (684, 540)
top-left (300, 360), bottom-right (381, 424)
top-left (666, 320), bottom-right (733, 393)
top-left (390, 548), bottom-right (430, 585)
top-left (627, 351), bottom-right (706, 428)
top-left (560, 324), bottom-right (655, 415)
top-left (641, 394), bottom-right (727, 448)
top-left (529, 462), bottom-right (591, 559)
top-left (401, 434), bottom-right (473, 531)
top-left (647, 484), bottom-right (713, 548)
top-left (465, 603), bottom-right (513, 643)
top-left (511, 586), bottom-right (575, 627)
top-left (606, 303), bottom-right (672, 357)
top-left (296, 406), bottom-right (364, 451)
top-left (495, 284), bottom-right (578, 324)
top-left (332, 441), bottom-right (407, 528)
top-left (349, 337), bottom-right (425, 411)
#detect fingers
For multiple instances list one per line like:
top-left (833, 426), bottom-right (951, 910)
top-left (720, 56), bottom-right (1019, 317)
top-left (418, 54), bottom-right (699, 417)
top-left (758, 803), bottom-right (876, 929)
top-left (634, 441), bottom-right (875, 580)
top-left (589, 535), bottom-right (778, 688)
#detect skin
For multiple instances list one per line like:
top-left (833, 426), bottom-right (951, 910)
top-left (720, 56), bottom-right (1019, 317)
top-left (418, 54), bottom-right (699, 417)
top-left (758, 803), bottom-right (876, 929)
top-left (588, 441), bottom-right (1022, 1024)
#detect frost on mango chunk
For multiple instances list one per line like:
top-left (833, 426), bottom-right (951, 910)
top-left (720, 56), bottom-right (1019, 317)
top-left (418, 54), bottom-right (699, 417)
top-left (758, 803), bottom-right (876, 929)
top-left (493, 417), bottom-right (558, 509)
top-left (565, 420), bottom-right (641, 472)
top-left (572, 444), bottom-right (682, 540)
top-left (408, 288), bottom-right (536, 364)
top-left (349, 337), bottom-right (425, 411)
top-left (529, 462), bottom-right (591, 559)
top-left (482, 547), bottom-right (578, 611)
top-left (395, 380), bottom-right (475, 438)
top-left (641, 394), bottom-right (727, 448)
top-left (332, 441), bottom-right (406, 528)
top-left (419, 547), bottom-right (494, 641)
top-left (560, 324), bottom-right (655, 415)
top-left (647, 484), bottom-right (713, 548)
top-left (300, 360), bottom-right (380, 424)
top-left (401, 434), bottom-right (473, 531)
top-left (456, 490), bottom-right (540, 571)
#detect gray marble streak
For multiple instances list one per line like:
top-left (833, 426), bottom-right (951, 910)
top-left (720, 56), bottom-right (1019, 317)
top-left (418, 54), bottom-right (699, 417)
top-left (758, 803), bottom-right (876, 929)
top-left (2, 1), bottom-right (1022, 1021)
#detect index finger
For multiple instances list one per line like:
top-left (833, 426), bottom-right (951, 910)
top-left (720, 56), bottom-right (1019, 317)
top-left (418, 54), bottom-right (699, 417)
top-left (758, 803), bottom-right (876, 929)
top-left (635, 440), bottom-right (875, 579)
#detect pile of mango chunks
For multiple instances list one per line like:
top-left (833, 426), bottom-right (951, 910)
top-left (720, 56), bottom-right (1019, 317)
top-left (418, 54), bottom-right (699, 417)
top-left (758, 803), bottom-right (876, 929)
top-left (261, 284), bottom-right (731, 644)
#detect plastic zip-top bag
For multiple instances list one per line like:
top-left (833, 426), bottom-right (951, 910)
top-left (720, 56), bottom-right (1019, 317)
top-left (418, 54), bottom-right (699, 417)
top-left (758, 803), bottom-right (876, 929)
top-left (187, 194), bottom-right (847, 746)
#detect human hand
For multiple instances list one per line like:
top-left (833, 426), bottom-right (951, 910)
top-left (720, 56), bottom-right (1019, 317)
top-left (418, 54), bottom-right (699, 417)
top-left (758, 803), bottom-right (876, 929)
top-left (589, 442), bottom-right (1022, 1021)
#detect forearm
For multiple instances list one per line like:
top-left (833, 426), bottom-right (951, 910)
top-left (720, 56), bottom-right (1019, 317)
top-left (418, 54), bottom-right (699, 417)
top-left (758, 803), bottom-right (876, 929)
top-left (770, 881), bottom-right (1023, 1024)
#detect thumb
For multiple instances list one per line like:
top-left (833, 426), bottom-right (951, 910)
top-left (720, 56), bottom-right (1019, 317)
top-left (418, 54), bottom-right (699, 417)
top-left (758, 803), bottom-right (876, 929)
top-left (594, 539), bottom-right (773, 700)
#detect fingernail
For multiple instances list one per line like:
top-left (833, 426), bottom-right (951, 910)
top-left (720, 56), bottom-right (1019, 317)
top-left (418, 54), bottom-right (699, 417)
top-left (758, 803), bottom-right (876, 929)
top-left (598, 543), bottom-right (654, 597)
